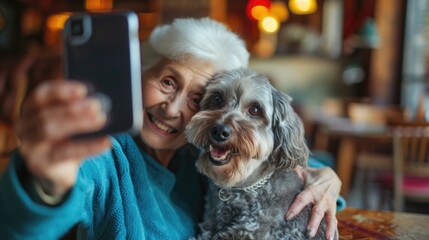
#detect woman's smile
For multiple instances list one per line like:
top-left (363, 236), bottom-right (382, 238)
top-left (147, 112), bottom-right (178, 135)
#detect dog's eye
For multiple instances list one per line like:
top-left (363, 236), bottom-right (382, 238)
top-left (249, 104), bottom-right (263, 117)
top-left (211, 94), bottom-right (222, 107)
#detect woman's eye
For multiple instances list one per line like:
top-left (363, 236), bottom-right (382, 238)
top-left (193, 96), bottom-right (202, 104)
top-left (186, 95), bottom-right (201, 112)
top-left (161, 78), bottom-right (175, 89)
top-left (211, 93), bottom-right (222, 107)
top-left (188, 101), bottom-right (200, 112)
top-left (249, 104), bottom-right (263, 117)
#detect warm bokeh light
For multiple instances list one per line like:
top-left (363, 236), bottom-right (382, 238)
top-left (258, 16), bottom-right (279, 33)
top-left (270, 1), bottom-right (288, 22)
top-left (46, 13), bottom-right (71, 31)
top-left (251, 5), bottom-right (269, 21)
top-left (21, 9), bottom-right (43, 35)
top-left (289, 0), bottom-right (317, 15)
top-left (85, 0), bottom-right (113, 11)
top-left (246, 0), bottom-right (271, 21)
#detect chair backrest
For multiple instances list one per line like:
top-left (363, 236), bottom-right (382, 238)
top-left (393, 126), bottom-right (429, 177)
top-left (392, 124), bottom-right (429, 211)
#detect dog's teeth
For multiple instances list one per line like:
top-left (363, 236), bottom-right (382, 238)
top-left (209, 144), bottom-right (230, 161)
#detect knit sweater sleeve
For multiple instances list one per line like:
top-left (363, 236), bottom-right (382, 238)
top-left (0, 152), bottom-right (90, 240)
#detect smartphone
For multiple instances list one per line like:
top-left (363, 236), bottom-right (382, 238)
top-left (63, 11), bottom-right (143, 138)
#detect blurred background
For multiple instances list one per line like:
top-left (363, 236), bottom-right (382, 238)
top-left (1, 0), bottom-right (429, 214)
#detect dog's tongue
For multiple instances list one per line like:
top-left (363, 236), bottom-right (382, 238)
top-left (210, 145), bottom-right (229, 159)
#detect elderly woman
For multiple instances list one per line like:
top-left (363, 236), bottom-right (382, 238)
top-left (0, 18), bottom-right (341, 239)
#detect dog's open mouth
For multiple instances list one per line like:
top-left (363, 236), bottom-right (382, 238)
top-left (208, 144), bottom-right (237, 166)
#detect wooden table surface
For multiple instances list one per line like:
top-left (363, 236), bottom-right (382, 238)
top-left (338, 207), bottom-right (429, 239)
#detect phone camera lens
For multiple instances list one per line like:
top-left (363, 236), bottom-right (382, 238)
top-left (71, 19), bottom-right (84, 36)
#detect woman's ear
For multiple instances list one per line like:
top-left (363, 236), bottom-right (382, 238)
top-left (269, 88), bottom-right (309, 170)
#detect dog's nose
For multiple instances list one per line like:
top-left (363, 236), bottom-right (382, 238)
top-left (211, 124), bottom-right (232, 142)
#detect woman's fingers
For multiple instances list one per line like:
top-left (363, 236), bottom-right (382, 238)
top-left (23, 80), bottom-right (87, 113)
top-left (17, 80), bottom-right (89, 140)
top-left (324, 211), bottom-right (339, 240)
top-left (287, 191), bottom-right (338, 239)
top-left (21, 136), bottom-right (111, 172)
top-left (285, 189), bottom-right (311, 221)
top-left (306, 203), bottom-right (325, 237)
top-left (286, 187), bottom-right (326, 238)
top-left (286, 167), bottom-right (341, 240)
top-left (306, 197), bottom-right (338, 239)
top-left (17, 97), bottom-right (106, 142)
top-left (49, 137), bottom-right (111, 162)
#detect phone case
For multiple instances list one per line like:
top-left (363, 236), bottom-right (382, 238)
top-left (63, 11), bottom-right (142, 138)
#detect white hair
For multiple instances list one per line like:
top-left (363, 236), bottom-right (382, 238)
top-left (140, 17), bottom-right (249, 72)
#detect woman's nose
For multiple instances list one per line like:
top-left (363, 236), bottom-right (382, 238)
top-left (162, 96), bottom-right (185, 118)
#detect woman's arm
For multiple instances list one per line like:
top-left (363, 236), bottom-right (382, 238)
top-left (0, 153), bottom-right (88, 239)
top-left (287, 165), bottom-right (342, 240)
top-left (0, 80), bottom-right (110, 238)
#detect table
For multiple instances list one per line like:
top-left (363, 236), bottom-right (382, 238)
top-left (314, 116), bottom-right (392, 197)
top-left (338, 207), bottom-right (429, 239)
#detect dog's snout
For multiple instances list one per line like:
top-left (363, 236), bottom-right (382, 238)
top-left (211, 124), bottom-right (232, 142)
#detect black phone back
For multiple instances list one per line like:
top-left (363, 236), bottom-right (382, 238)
top-left (63, 12), bottom-right (142, 138)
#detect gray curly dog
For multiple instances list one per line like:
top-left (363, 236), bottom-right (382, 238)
top-left (186, 68), bottom-right (326, 239)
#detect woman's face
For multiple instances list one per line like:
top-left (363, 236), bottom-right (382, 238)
top-left (140, 58), bottom-right (215, 152)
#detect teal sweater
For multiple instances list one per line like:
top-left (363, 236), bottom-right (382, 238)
top-left (0, 134), bottom-right (205, 239)
top-left (0, 133), bottom-right (345, 239)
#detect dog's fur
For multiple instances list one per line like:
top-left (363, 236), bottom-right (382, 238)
top-left (185, 68), bottom-right (326, 239)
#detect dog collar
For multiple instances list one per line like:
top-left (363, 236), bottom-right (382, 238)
top-left (218, 172), bottom-right (274, 201)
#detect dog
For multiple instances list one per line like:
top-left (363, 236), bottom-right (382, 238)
top-left (185, 68), bottom-right (326, 239)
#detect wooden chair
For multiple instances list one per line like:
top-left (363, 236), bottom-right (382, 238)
top-left (344, 102), bottom-right (412, 208)
top-left (346, 103), bottom-right (391, 207)
top-left (391, 125), bottom-right (429, 211)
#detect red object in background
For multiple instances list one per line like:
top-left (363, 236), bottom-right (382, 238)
top-left (246, 0), bottom-right (271, 21)
top-left (343, 0), bottom-right (376, 40)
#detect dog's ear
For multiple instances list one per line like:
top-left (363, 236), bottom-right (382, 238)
top-left (269, 88), bottom-right (309, 170)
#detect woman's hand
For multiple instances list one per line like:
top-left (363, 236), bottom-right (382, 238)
top-left (15, 80), bottom-right (111, 199)
top-left (286, 166), bottom-right (341, 240)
